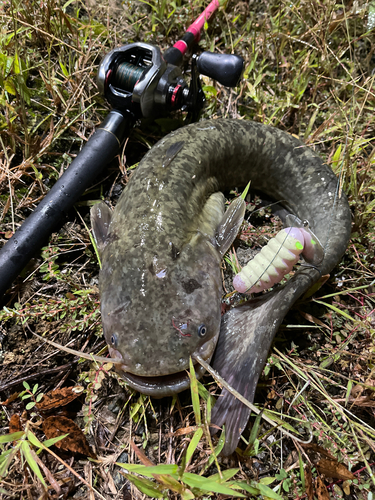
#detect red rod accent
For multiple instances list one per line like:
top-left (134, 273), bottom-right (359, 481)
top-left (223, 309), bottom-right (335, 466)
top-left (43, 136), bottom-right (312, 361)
top-left (173, 0), bottom-right (220, 56)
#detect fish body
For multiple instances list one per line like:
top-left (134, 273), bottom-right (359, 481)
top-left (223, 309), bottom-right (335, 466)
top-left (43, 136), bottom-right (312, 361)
top-left (91, 119), bottom-right (351, 455)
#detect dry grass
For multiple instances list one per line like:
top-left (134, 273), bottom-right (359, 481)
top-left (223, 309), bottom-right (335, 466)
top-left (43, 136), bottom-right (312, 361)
top-left (0, 0), bottom-right (374, 498)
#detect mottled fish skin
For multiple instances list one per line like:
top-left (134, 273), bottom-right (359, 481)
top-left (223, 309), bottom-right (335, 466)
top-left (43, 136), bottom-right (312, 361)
top-left (91, 119), bottom-right (351, 455)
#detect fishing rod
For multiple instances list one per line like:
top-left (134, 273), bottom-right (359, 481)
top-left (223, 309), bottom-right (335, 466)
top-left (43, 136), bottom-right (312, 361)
top-left (0, 0), bottom-right (244, 300)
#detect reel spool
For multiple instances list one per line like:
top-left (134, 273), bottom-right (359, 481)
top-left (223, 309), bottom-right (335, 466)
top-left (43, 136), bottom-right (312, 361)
top-left (111, 62), bottom-right (146, 93)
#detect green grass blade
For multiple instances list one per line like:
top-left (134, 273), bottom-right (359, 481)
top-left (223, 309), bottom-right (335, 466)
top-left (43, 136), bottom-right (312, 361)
top-left (299, 450), bottom-right (305, 490)
top-left (313, 300), bottom-right (356, 321)
top-left (0, 431), bottom-right (24, 443)
top-left (232, 481), bottom-right (261, 495)
top-left (181, 472), bottom-right (246, 497)
top-left (0, 448), bottom-right (19, 478)
top-left (116, 463), bottom-right (178, 477)
top-left (42, 434), bottom-right (70, 448)
top-left (241, 181), bottom-right (251, 199)
top-left (21, 441), bottom-right (47, 488)
top-left (185, 427), bottom-right (203, 465)
top-left (257, 482), bottom-right (283, 499)
top-left (208, 468), bottom-right (239, 482)
top-left (124, 472), bottom-right (164, 498)
top-left (189, 357), bottom-right (201, 425)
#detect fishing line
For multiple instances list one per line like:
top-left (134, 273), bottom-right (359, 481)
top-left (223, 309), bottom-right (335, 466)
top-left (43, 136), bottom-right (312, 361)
top-left (233, 129), bottom-right (348, 295)
top-left (234, 42), bottom-right (356, 296)
top-left (234, 199), bottom-right (298, 293)
top-left (31, 331), bottom-right (122, 365)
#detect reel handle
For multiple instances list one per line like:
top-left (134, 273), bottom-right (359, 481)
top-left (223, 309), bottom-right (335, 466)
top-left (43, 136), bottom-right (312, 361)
top-left (197, 52), bottom-right (244, 88)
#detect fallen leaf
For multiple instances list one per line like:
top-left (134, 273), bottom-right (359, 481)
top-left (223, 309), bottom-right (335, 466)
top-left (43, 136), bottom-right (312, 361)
top-left (315, 476), bottom-right (330, 500)
top-left (342, 479), bottom-right (351, 495)
top-left (36, 386), bottom-right (83, 410)
top-left (1, 392), bottom-right (20, 406)
top-left (300, 442), bottom-right (335, 460)
top-left (9, 414), bottom-right (22, 434)
top-left (130, 440), bottom-right (155, 466)
top-left (42, 416), bottom-right (96, 459)
top-left (332, 395), bottom-right (375, 407)
top-left (169, 426), bottom-right (197, 437)
top-left (267, 389), bottom-right (277, 400)
top-left (299, 310), bottom-right (330, 328)
top-left (305, 465), bottom-right (314, 500)
top-left (316, 458), bottom-right (355, 480)
top-left (283, 450), bottom-right (298, 469)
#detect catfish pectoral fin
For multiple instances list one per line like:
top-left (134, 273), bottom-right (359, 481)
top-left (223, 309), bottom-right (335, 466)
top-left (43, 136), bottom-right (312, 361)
top-left (211, 279), bottom-right (311, 456)
top-left (90, 201), bottom-right (112, 253)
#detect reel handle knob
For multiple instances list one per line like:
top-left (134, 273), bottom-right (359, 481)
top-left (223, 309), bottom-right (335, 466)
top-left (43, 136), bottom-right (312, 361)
top-left (196, 52), bottom-right (244, 87)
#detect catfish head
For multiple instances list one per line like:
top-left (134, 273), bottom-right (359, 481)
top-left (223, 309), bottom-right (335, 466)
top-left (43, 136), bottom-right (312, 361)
top-left (91, 201), bottom-right (227, 397)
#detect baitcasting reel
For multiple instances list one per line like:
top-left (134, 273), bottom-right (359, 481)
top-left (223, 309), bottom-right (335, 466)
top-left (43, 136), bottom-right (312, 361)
top-left (97, 42), bottom-right (244, 120)
top-left (0, 1), bottom-right (245, 299)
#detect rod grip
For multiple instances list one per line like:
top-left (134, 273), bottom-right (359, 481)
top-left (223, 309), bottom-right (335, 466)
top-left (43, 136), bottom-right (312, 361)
top-left (0, 110), bottom-right (133, 299)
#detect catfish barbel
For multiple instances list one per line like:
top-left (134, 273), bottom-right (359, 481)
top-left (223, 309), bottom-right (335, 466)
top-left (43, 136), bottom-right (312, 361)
top-left (91, 119), bottom-right (351, 455)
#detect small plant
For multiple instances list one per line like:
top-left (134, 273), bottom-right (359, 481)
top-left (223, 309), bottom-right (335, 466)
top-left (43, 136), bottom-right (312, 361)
top-left (39, 244), bottom-right (61, 281)
top-left (119, 360), bottom-right (285, 499)
top-left (19, 381), bottom-right (44, 411)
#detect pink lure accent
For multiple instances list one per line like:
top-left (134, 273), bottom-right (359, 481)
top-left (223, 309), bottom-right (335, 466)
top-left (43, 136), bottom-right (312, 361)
top-left (299, 227), bottom-right (318, 262)
top-left (232, 274), bottom-right (248, 294)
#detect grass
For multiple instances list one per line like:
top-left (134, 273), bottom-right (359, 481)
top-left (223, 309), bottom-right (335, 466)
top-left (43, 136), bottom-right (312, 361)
top-left (0, 0), bottom-right (375, 498)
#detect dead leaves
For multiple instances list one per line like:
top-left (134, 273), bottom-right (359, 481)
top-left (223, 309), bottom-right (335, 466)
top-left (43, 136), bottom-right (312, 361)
top-left (43, 416), bottom-right (97, 459)
top-left (316, 458), bottom-right (355, 481)
top-left (301, 442), bottom-right (355, 499)
top-left (315, 476), bottom-right (330, 500)
top-left (9, 413), bottom-right (22, 434)
top-left (305, 465), bottom-right (314, 500)
top-left (36, 386), bottom-right (83, 410)
top-left (7, 386), bottom-right (96, 459)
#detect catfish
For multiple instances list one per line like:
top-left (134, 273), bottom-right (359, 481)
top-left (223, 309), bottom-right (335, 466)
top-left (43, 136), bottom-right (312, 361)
top-left (91, 119), bottom-right (351, 455)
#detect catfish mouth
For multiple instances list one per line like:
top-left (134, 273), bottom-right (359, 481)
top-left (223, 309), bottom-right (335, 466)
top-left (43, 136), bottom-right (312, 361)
top-left (111, 336), bottom-right (217, 397)
top-left (117, 362), bottom-right (207, 397)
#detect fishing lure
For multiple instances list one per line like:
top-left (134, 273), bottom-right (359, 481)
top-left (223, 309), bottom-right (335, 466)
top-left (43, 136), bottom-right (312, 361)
top-left (233, 215), bottom-right (324, 294)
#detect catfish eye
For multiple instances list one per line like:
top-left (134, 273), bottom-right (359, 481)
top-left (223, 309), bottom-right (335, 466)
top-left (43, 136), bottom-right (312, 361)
top-left (110, 334), bottom-right (118, 347)
top-left (198, 324), bottom-right (207, 338)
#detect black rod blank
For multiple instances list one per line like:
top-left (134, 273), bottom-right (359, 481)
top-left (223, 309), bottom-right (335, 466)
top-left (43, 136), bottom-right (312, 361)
top-left (0, 110), bottom-right (133, 299)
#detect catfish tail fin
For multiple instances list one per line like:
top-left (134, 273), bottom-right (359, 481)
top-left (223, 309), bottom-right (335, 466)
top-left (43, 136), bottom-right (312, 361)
top-left (211, 270), bottom-right (317, 455)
